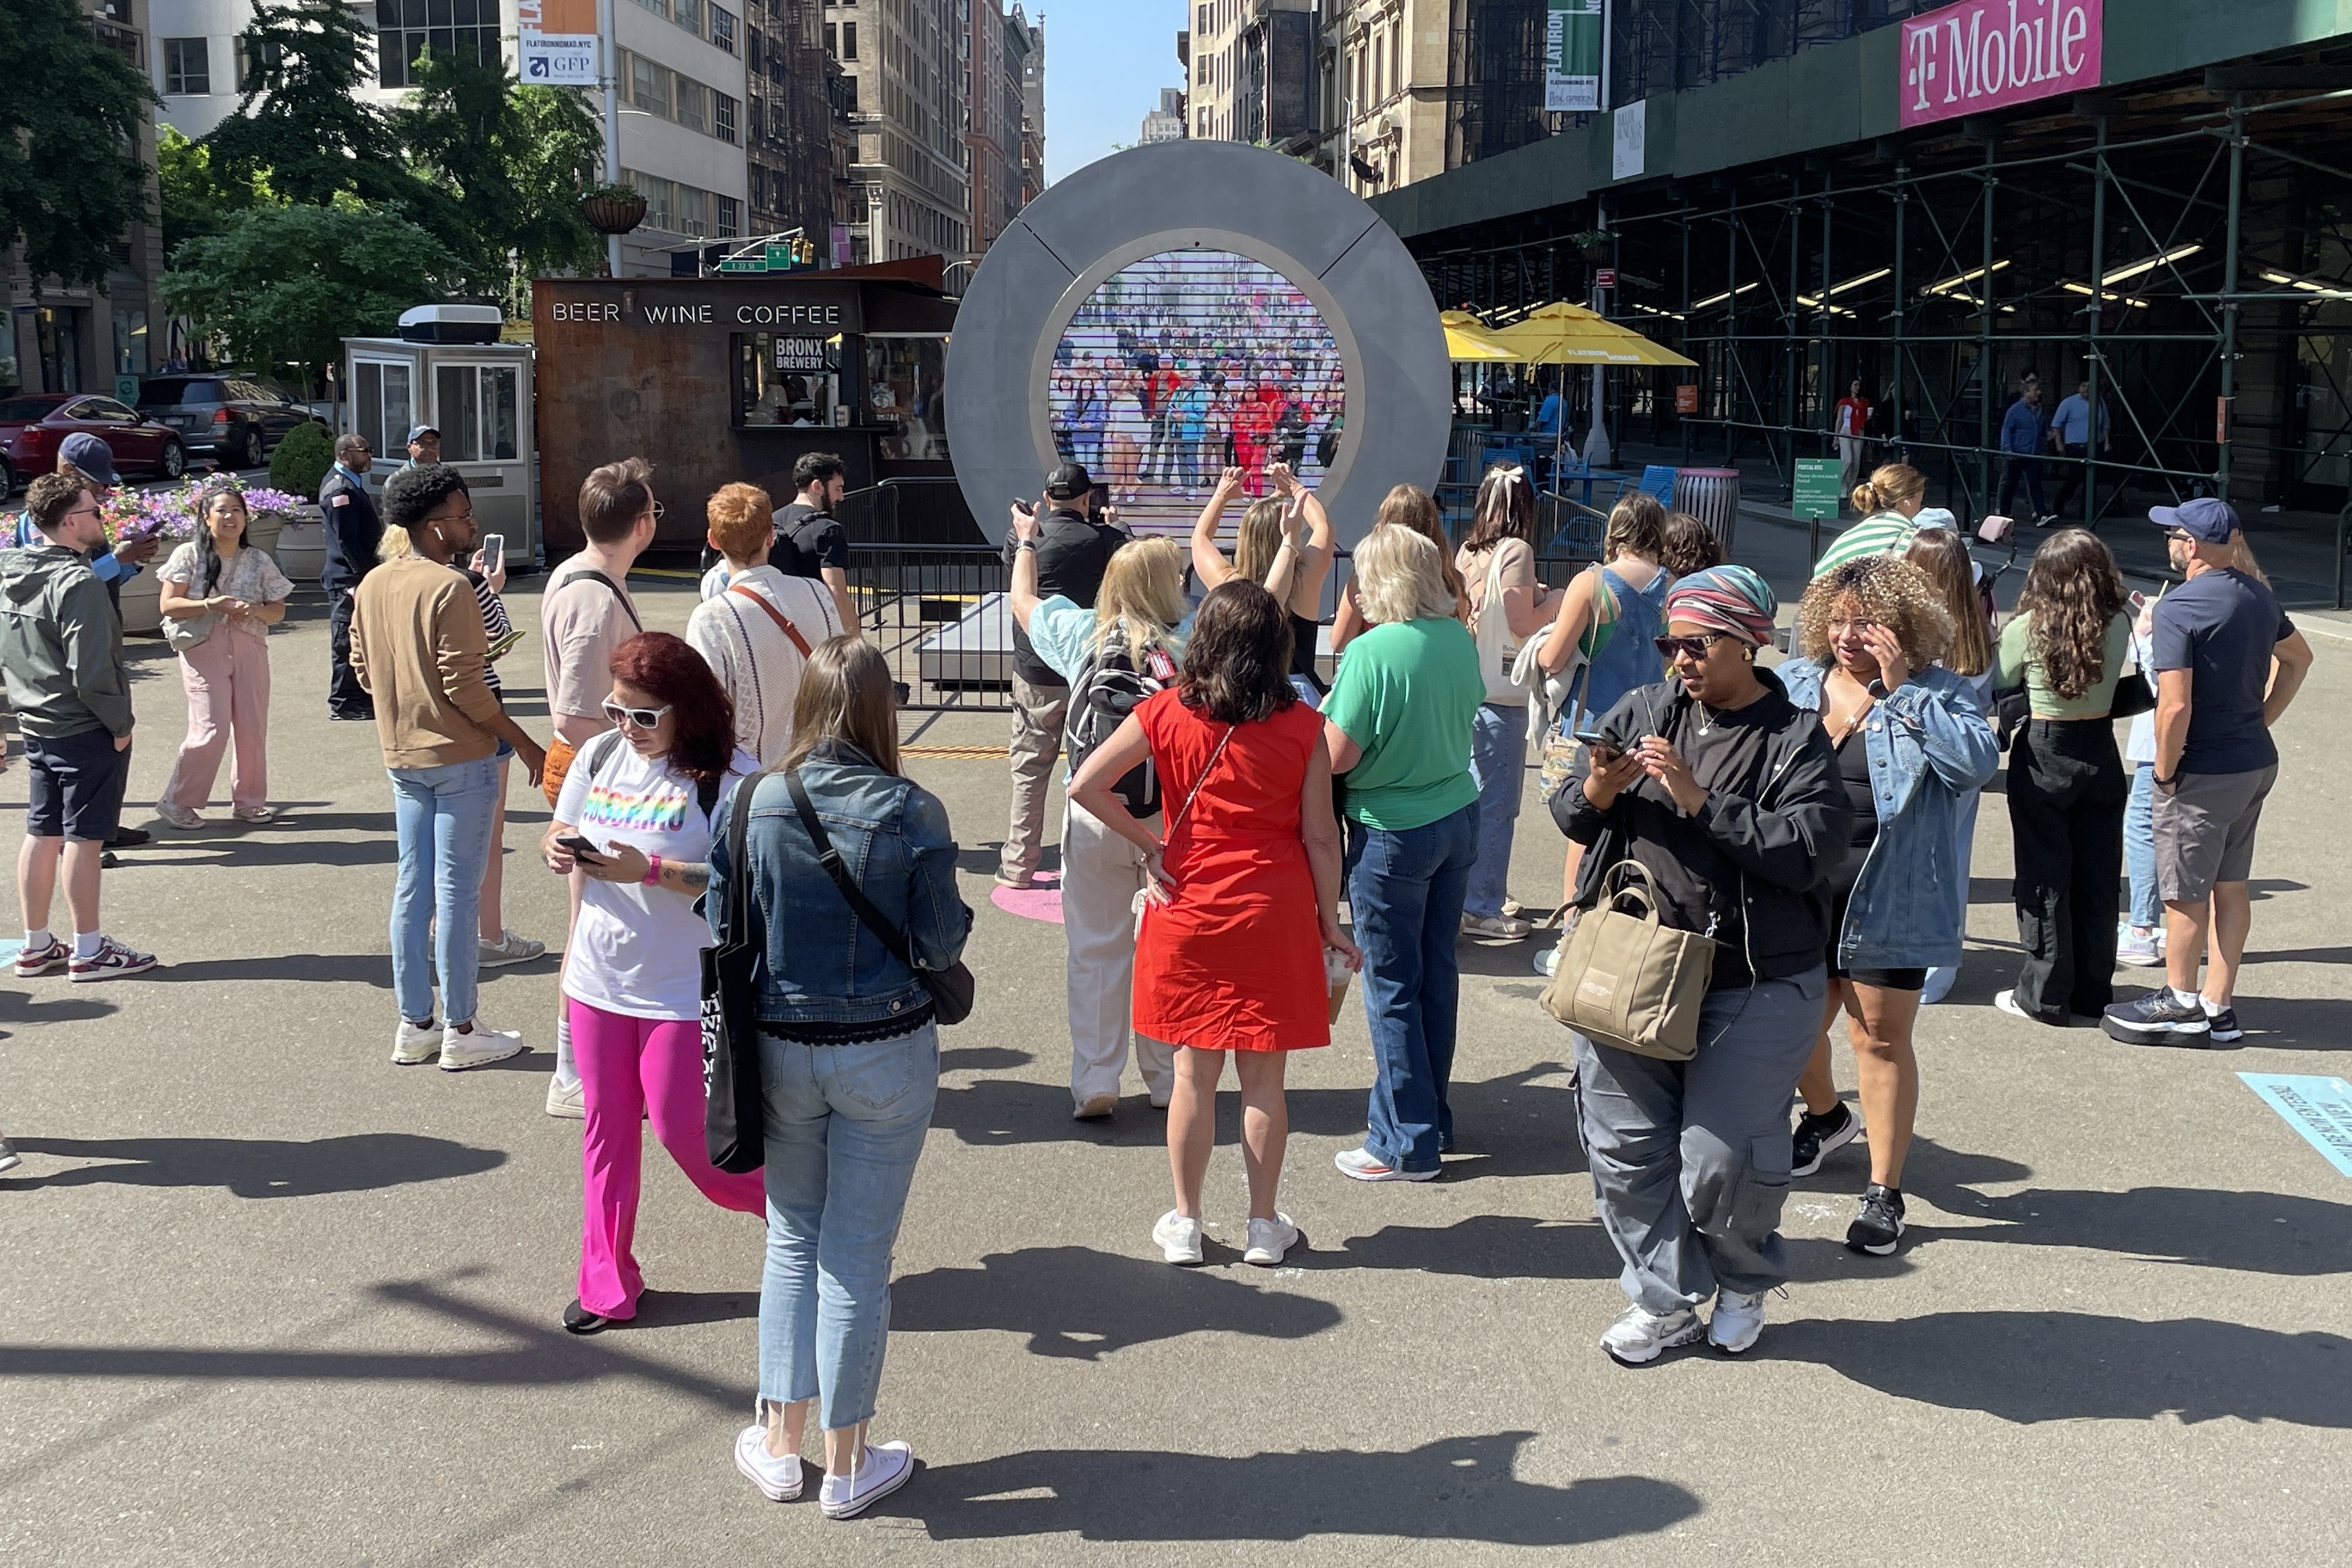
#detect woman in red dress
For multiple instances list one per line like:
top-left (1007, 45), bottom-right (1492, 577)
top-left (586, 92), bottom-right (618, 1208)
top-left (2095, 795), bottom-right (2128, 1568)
top-left (1069, 581), bottom-right (1357, 1268)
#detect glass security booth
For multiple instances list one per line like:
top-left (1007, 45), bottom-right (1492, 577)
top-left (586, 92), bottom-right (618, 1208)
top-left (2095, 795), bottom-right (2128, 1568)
top-left (341, 307), bottom-right (539, 564)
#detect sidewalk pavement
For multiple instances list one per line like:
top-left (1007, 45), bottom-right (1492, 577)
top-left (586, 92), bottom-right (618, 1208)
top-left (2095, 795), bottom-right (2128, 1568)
top-left (1, 576), bottom-right (2346, 1565)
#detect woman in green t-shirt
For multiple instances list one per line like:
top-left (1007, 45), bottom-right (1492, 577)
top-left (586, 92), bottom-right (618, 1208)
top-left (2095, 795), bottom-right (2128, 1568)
top-left (1995, 530), bottom-right (2133, 1025)
top-left (1320, 519), bottom-right (1487, 1183)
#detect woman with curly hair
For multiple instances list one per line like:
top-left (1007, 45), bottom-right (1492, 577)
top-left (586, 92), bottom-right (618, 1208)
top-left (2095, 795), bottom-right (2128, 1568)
top-left (1069, 581), bottom-right (1359, 1267)
top-left (1779, 556), bottom-right (1998, 1256)
top-left (1991, 530), bottom-right (2133, 1026)
top-left (541, 630), bottom-right (765, 1335)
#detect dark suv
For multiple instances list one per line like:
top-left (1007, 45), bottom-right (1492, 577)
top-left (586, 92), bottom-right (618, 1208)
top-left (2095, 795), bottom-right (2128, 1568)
top-left (135, 376), bottom-right (320, 469)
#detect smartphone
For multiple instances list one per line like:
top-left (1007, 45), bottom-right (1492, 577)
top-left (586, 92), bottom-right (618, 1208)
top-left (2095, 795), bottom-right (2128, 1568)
top-left (556, 834), bottom-right (606, 863)
top-left (1572, 727), bottom-right (1612, 749)
top-left (2127, 590), bottom-right (2148, 612)
top-left (1089, 482), bottom-right (1112, 513)
top-left (1976, 513), bottom-right (2016, 544)
top-left (480, 532), bottom-right (505, 575)
top-left (483, 625), bottom-right (525, 663)
top-left (1012, 499), bottom-right (1036, 516)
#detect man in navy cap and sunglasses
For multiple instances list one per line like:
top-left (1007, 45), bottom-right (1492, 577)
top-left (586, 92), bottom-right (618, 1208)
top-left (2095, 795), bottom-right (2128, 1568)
top-left (2104, 498), bottom-right (2313, 1048)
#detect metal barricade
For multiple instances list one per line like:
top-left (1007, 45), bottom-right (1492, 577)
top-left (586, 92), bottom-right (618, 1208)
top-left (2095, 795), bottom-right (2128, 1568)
top-left (846, 541), bottom-right (1016, 712)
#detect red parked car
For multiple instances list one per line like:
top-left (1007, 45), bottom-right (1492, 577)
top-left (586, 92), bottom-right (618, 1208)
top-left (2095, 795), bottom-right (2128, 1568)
top-left (0, 394), bottom-right (189, 494)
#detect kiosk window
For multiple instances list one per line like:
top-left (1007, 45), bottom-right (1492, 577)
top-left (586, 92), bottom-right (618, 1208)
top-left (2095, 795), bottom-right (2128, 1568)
top-left (354, 360), bottom-right (412, 461)
top-left (864, 336), bottom-right (948, 461)
top-left (736, 333), bottom-right (839, 428)
top-left (434, 363), bottom-right (519, 461)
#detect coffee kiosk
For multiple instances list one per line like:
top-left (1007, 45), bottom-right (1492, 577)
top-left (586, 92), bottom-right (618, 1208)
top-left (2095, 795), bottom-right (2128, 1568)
top-left (532, 261), bottom-right (957, 553)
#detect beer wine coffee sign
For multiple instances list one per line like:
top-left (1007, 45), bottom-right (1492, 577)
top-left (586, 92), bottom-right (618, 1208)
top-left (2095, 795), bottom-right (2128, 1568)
top-left (1901, 0), bottom-right (2101, 128)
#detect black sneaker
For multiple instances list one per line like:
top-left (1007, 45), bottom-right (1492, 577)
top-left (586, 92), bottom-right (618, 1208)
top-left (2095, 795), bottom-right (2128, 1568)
top-left (1790, 1101), bottom-right (1860, 1178)
top-left (1846, 1183), bottom-right (1906, 1255)
top-left (2101, 990), bottom-right (2213, 1047)
top-left (108, 827), bottom-right (151, 847)
top-left (2205, 1005), bottom-right (2243, 1045)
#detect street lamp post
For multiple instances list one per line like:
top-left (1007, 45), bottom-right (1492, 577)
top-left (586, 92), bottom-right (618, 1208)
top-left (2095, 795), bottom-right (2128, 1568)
top-left (600, 0), bottom-right (623, 277)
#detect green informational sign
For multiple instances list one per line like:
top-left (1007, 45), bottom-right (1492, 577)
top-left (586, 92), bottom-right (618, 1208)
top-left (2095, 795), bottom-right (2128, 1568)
top-left (765, 243), bottom-right (796, 270)
top-left (1545, 0), bottom-right (1603, 113)
top-left (114, 374), bottom-right (141, 405)
top-left (716, 258), bottom-right (767, 274)
top-left (1793, 458), bottom-right (1843, 520)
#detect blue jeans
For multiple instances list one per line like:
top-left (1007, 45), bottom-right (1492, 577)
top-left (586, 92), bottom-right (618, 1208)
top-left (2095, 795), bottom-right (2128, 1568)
top-left (388, 756), bottom-right (499, 1025)
top-left (2124, 763), bottom-right (2160, 928)
top-left (1345, 803), bottom-right (1478, 1174)
top-left (1464, 702), bottom-right (1525, 919)
top-left (757, 1023), bottom-right (939, 1431)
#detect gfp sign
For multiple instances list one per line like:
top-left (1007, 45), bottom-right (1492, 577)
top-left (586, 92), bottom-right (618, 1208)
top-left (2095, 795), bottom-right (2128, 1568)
top-left (1900, 0), bottom-right (2100, 130)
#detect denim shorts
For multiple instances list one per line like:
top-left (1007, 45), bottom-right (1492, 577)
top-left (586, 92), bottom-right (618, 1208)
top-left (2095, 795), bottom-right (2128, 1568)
top-left (24, 727), bottom-right (130, 843)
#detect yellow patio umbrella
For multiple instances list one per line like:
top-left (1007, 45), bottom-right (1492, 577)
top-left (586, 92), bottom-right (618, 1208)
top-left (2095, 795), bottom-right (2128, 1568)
top-left (1485, 301), bottom-right (1696, 368)
top-left (1440, 310), bottom-right (1522, 362)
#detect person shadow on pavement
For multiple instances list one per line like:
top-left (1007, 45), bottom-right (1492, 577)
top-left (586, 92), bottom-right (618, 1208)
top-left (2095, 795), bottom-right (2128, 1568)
top-left (891, 1431), bottom-right (1702, 1544)
top-left (0, 1134), bottom-right (505, 1198)
top-left (890, 1245), bottom-right (1343, 1358)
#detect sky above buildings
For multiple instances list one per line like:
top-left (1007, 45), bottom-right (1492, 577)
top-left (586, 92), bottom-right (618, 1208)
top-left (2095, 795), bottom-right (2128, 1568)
top-left (1043, 1), bottom-right (1189, 185)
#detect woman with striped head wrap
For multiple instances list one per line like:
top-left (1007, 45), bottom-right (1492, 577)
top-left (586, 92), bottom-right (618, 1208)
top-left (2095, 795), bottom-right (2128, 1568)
top-left (1551, 563), bottom-right (1853, 1366)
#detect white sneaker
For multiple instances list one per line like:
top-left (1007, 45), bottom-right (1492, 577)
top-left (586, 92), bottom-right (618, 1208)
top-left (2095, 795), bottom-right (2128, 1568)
top-left (390, 1019), bottom-right (442, 1066)
top-left (820, 1440), bottom-right (914, 1520)
top-left (1598, 1303), bottom-right (1703, 1365)
top-left (734, 1424), bottom-right (804, 1502)
top-left (440, 1020), bottom-right (525, 1071)
top-left (1334, 1145), bottom-right (1438, 1183)
top-left (545, 1075), bottom-right (586, 1118)
top-left (2116, 923), bottom-right (2165, 967)
top-left (478, 929), bottom-right (547, 967)
top-left (0, 1136), bottom-right (19, 1175)
top-left (1152, 1209), bottom-right (1204, 1265)
top-left (1709, 1289), bottom-right (1767, 1354)
top-left (154, 802), bottom-right (205, 830)
top-left (1242, 1213), bottom-right (1298, 1266)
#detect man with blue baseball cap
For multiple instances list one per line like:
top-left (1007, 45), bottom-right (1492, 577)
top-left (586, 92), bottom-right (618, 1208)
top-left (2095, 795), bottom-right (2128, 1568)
top-left (2103, 498), bottom-right (2313, 1047)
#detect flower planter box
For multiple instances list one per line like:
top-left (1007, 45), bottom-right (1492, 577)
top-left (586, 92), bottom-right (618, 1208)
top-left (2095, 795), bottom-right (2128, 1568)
top-left (117, 563), bottom-right (164, 635)
top-left (273, 517), bottom-right (326, 582)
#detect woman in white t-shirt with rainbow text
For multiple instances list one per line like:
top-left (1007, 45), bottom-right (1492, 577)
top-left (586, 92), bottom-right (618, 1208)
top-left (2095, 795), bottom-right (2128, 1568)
top-left (541, 630), bottom-right (764, 1336)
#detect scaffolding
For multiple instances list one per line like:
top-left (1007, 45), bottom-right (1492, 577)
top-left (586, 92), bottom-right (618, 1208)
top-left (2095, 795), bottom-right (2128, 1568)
top-left (1416, 68), bottom-right (2352, 539)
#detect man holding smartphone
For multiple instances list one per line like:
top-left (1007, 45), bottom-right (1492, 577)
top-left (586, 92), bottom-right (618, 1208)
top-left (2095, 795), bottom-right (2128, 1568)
top-left (996, 463), bottom-right (1127, 889)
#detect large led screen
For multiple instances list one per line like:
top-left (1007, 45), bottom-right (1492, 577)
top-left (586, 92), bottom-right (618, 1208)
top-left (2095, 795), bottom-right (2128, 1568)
top-left (1047, 249), bottom-right (1347, 530)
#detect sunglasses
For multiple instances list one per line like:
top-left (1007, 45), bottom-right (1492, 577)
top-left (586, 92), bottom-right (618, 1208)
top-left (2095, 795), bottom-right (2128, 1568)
top-left (601, 699), bottom-right (673, 729)
top-left (1654, 632), bottom-right (1733, 660)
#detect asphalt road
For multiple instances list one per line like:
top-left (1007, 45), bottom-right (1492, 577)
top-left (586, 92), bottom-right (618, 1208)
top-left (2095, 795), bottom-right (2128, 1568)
top-left (2, 572), bottom-right (2347, 1566)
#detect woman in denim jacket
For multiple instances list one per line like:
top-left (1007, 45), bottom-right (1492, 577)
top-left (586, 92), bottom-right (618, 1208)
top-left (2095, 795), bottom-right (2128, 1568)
top-left (1777, 556), bottom-right (1998, 1257)
top-left (710, 637), bottom-right (972, 1521)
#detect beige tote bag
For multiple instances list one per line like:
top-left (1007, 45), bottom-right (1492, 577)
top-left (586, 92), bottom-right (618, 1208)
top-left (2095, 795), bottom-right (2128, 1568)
top-left (1540, 861), bottom-right (1716, 1060)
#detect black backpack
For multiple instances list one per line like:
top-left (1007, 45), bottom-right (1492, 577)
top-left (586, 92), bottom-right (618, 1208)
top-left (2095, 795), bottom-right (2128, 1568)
top-left (1063, 632), bottom-right (1178, 816)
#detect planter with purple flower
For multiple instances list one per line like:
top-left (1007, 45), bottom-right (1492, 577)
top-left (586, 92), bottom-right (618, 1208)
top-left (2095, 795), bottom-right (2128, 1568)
top-left (102, 488), bottom-right (198, 635)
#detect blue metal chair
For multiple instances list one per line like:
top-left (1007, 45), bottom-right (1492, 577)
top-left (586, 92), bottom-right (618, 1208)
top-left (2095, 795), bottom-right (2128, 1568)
top-left (1638, 464), bottom-right (1678, 505)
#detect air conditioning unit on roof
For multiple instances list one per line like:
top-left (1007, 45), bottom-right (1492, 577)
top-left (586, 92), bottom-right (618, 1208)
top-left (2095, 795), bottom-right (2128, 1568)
top-left (398, 304), bottom-right (503, 346)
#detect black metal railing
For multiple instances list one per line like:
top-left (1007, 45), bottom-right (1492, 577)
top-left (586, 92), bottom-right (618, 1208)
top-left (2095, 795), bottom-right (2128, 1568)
top-left (838, 476), bottom-right (983, 546)
top-left (847, 541), bottom-right (1014, 712)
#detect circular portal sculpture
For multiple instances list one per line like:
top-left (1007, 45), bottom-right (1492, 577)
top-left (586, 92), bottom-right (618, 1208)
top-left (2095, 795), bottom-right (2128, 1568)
top-left (947, 139), bottom-right (1449, 547)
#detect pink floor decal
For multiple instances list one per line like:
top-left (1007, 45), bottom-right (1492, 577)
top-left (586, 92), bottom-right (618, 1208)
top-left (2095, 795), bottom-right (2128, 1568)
top-left (990, 870), bottom-right (1064, 925)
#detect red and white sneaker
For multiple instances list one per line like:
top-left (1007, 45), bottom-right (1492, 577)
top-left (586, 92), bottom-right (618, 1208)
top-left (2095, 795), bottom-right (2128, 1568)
top-left (13, 938), bottom-right (70, 978)
top-left (68, 938), bottom-right (159, 983)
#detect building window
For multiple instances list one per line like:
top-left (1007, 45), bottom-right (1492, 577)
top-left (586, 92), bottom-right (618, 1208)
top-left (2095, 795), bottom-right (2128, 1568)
top-left (374, 0), bottom-right (499, 88)
top-left (718, 196), bottom-right (740, 237)
top-left (710, 3), bottom-right (736, 52)
top-left (354, 361), bottom-right (413, 465)
top-left (631, 52), bottom-right (667, 114)
top-left (713, 91), bottom-right (737, 143)
top-left (674, 0), bottom-right (701, 36)
top-left (674, 75), bottom-right (706, 132)
top-left (232, 35), bottom-right (283, 90)
top-left (163, 37), bottom-right (210, 94)
top-left (841, 19), bottom-right (855, 59)
top-left (676, 184), bottom-right (712, 238)
top-left (632, 0), bottom-right (671, 18)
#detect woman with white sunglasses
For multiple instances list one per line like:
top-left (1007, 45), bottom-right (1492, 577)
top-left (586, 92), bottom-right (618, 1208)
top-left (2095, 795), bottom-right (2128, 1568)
top-left (541, 631), bottom-right (764, 1336)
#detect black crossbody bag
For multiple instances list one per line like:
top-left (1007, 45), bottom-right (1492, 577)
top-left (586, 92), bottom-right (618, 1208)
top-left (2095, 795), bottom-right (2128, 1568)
top-left (786, 770), bottom-right (975, 1025)
top-left (701, 772), bottom-right (769, 1174)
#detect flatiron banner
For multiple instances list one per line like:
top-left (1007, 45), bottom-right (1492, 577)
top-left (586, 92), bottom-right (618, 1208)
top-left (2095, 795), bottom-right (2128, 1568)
top-left (1545, 0), bottom-right (1605, 114)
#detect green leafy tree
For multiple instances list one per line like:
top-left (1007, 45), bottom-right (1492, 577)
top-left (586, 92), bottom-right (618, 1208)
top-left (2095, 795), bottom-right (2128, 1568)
top-left (161, 203), bottom-right (454, 388)
top-left (157, 126), bottom-right (274, 259)
top-left (392, 53), bottom-right (602, 288)
top-left (0, 0), bottom-right (157, 288)
top-left (203, 0), bottom-right (463, 255)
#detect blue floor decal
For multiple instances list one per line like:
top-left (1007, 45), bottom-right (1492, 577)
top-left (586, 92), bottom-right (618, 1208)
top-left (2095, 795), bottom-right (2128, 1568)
top-left (2239, 1074), bottom-right (2352, 1179)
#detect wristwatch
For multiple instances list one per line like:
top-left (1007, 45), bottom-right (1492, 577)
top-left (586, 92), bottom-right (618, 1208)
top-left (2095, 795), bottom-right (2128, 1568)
top-left (1013, 539), bottom-right (1038, 552)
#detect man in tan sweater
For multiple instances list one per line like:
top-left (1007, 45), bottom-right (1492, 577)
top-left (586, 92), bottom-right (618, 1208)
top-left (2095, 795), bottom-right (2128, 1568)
top-left (350, 464), bottom-right (546, 1072)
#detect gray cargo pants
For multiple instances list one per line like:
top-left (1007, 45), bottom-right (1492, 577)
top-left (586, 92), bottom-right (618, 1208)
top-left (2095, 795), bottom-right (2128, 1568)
top-left (1575, 966), bottom-right (1828, 1312)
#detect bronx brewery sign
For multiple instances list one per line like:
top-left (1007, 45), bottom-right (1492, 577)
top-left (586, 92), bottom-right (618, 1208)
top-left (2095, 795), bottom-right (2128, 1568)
top-left (1901, 0), bottom-right (2102, 128)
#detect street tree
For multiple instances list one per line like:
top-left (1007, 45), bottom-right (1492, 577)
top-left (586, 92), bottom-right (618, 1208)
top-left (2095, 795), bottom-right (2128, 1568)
top-left (157, 127), bottom-right (274, 259)
top-left (160, 202), bottom-right (454, 390)
top-left (0, 0), bottom-right (157, 289)
top-left (392, 52), bottom-right (603, 289)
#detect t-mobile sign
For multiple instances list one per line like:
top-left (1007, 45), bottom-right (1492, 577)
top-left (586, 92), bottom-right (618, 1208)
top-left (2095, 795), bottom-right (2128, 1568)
top-left (1901, 0), bottom-right (2102, 128)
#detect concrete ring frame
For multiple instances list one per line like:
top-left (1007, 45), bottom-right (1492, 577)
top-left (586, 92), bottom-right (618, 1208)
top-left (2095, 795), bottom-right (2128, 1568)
top-left (947, 139), bottom-right (1451, 547)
